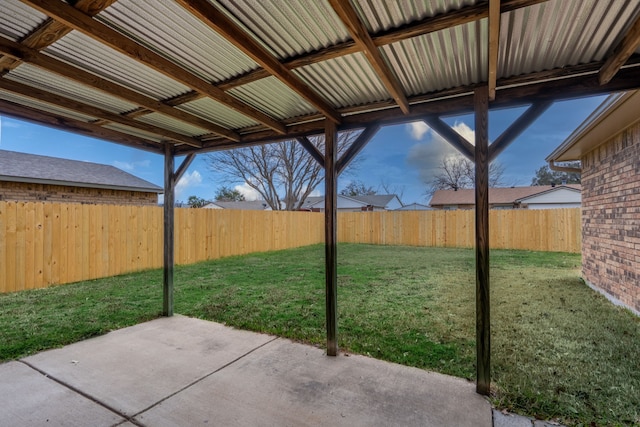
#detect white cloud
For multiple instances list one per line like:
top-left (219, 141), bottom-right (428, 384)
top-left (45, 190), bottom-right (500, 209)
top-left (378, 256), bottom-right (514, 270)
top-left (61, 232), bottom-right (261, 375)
top-left (234, 182), bottom-right (261, 201)
top-left (112, 159), bottom-right (151, 171)
top-left (406, 121), bottom-right (475, 183)
top-left (406, 121), bottom-right (430, 140)
top-left (175, 170), bottom-right (202, 200)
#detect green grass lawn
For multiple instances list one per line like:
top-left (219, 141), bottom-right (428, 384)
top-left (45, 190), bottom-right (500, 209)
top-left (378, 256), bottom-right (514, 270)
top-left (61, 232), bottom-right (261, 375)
top-left (1, 244), bottom-right (638, 426)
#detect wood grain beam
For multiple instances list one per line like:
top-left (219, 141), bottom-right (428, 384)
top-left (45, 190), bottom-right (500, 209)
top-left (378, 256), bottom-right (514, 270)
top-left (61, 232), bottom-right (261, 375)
top-left (488, 101), bottom-right (552, 161)
top-left (474, 85), bottom-right (491, 396)
top-left (21, 0), bottom-right (286, 134)
top-left (217, 0), bottom-right (547, 91)
top-left (0, 78), bottom-right (203, 147)
top-left (0, 35), bottom-right (240, 141)
top-left (0, 0), bottom-right (118, 75)
top-left (422, 117), bottom-right (475, 161)
top-left (177, 65), bottom-right (640, 155)
top-left (336, 124), bottom-right (380, 175)
top-left (296, 137), bottom-right (325, 168)
top-left (176, 0), bottom-right (341, 124)
top-left (328, 0), bottom-right (410, 114)
top-left (324, 120), bottom-right (338, 357)
top-left (487, 0), bottom-right (501, 100)
top-left (0, 98), bottom-right (163, 153)
top-left (599, 13), bottom-right (640, 85)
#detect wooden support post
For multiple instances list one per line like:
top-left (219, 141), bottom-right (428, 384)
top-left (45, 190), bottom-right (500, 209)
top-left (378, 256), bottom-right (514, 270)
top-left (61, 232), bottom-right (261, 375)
top-left (163, 143), bottom-right (175, 317)
top-left (474, 86), bottom-right (491, 395)
top-left (324, 120), bottom-right (338, 356)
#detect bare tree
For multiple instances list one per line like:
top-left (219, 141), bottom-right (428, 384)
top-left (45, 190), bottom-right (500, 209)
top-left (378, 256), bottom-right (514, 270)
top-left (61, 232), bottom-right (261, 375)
top-left (378, 179), bottom-right (405, 206)
top-left (204, 132), bottom-right (358, 211)
top-left (427, 156), bottom-right (505, 195)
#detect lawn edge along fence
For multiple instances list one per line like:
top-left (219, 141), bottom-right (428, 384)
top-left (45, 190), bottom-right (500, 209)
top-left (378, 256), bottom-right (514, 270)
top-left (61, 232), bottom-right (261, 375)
top-left (0, 201), bottom-right (580, 293)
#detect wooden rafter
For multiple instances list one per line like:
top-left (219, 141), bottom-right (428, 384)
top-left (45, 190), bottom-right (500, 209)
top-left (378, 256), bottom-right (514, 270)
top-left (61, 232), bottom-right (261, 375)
top-left (0, 0), bottom-right (118, 75)
top-left (487, 0), bottom-right (501, 100)
top-left (422, 117), bottom-right (475, 162)
top-left (0, 98), bottom-right (163, 153)
top-left (328, 0), bottom-right (410, 114)
top-left (176, 0), bottom-right (341, 124)
top-left (488, 101), bottom-right (552, 161)
top-left (21, 0), bottom-right (287, 134)
top-left (0, 78), bottom-right (203, 148)
top-left (296, 137), bottom-right (325, 168)
top-left (599, 13), bottom-right (640, 85)
top-left (0, 35), bottom-right (239, 141)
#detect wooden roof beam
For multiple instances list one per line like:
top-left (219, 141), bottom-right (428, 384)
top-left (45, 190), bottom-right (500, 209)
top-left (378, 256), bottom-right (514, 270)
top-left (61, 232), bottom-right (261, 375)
top-left (599, 13), bottom-right (640, 85)
top-left (176, 65), bottom-right (640, 155)
top-left (176, 0), bottom-right (341, 125)
top-left (328, 0), bottom-right (410, 114)
top-left (296, 137), bottom-right (325, 168)
top-left (0, 98), bottom-right (164, 154)
top-left (21, 0), bottom-right (287, 134)
top-left (0, 77), bottom-right (203, 148)
top-left (0, 0), bottom-right (118, 75)
top-left (336, 125), bottom-right (380, 175)
top-left (422, 117), bottom-right (475, 161)
top-left (487, 0), bottom-right (501, 100)
top-left (0, 35), bottom-right (240, 141)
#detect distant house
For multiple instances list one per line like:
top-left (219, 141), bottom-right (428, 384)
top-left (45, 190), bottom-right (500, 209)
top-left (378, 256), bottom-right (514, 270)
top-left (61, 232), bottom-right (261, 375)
top-left (546, 90), bottom-right (640, 315)
top-left (0, 150), bottom-right (162, 205)
top-left (300, 194), bottom-right (402, 212)
top-left (203, 200), bottom-right (271, 210)
top-left (429, 185), bottom-right (581, 210)
top-left (394, 203), bottom-right (433, 211)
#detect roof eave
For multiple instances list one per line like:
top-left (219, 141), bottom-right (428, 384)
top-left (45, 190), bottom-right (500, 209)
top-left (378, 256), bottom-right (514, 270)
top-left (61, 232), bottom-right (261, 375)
top-left (0, 175), bottom-right (163, 194)
top-left (546, 90), bottom-right (640, 162)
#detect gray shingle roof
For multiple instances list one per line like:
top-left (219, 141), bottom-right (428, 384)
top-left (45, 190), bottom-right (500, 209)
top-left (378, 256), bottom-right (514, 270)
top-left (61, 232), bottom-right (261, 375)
top-left (0, 149), bottom-right (162, 193)
top-left (429, 185), bottom-right (581, 207)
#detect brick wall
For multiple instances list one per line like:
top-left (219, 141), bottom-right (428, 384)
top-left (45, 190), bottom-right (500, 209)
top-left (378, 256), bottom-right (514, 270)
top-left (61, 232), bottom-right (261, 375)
top-left (581, 121), bottom-right (640, 314)
top-left (0, 181), bottom-right (158, 205)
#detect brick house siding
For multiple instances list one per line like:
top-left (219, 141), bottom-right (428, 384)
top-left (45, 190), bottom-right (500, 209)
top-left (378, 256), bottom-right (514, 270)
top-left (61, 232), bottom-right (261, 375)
top-left (581, 121), bottom-right (640, 313)
top-left (0, 181), bottom-right (158, 205)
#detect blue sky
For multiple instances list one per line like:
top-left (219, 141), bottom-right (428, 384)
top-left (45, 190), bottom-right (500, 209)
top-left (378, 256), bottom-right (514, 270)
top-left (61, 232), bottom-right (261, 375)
top-left (0, 95), bottom-right (606, 205)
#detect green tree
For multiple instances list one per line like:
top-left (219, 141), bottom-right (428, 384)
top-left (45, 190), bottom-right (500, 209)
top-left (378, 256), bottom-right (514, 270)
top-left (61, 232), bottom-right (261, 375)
top-left (187, 195), bottom-right (209, 208)
top-left (531, 162), bottom-right (581, 185)
top-left (340, 180), bottom-right (376, 197)
top-left (214, 186), bottom-right (245, 202)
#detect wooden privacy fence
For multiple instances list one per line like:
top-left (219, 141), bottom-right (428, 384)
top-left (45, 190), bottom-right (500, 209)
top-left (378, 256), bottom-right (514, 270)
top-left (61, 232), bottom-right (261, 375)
top-left (338, 208), bottom-right (581, 252)
top-left (0, 202), bottom-right (580, 293)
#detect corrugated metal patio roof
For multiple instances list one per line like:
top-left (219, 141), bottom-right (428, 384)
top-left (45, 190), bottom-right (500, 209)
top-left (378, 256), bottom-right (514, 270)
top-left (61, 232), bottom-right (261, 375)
top-left (0, 0), bottom-right (639, 155)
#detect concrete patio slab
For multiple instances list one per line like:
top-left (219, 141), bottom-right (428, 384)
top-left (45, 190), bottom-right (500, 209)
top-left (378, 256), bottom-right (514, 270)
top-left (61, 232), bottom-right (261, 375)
top-left (0, 361), bottom-right (124, 427)
top-left (8, 315), bottom-right (494, 426)
top-left (136, 336), bottom-right (490, 427)
top-left (22, 315), bottom-right (274, 416)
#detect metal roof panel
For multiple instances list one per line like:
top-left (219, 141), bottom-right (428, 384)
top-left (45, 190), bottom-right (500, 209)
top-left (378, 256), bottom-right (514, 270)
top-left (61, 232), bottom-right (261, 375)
top-left (499, 0), bottom-right (640, 78)
top-left (296, 53), bottom-right (390, 108)
top-left (97, 0), bottom-right (258, 83)
top-left (45, 31), bottom-right (191, 101)
top-left (135, 112), bottom-right (211, 137)
top-left (177, 98), bottom-right (259, 130)
top-left (0, 89), bottom-right (96, 122)
top-left (215, 0), bottom-right (351, 58)
top-left (5, 63), bottom-right (139, 113)
top-left (0, 0), bottom-right (49, 41)
top-left (228, 76), bottom-right (316, 120)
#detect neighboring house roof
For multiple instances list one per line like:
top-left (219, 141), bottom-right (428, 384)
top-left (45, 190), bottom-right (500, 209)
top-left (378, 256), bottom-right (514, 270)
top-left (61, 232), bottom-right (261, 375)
top-left (547, 90), bottom-right (640, 162)
top-left (0, 149), bottom-right (162, 193)
top-left (395, 203), bottom-right (433, 211)
top-left (204, 200), bottom-right (270, 210)
top-left (301, 194), bottom-right (400, 210)
top-left (515, 186), bottom-right (581, 204)
top-left (430, 185), bottom-right (581, 207)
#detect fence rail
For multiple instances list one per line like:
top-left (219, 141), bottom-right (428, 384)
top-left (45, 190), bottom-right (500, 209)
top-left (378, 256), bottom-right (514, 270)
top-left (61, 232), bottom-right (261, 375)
top-left (0, 202), bottom-right (580, 293)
